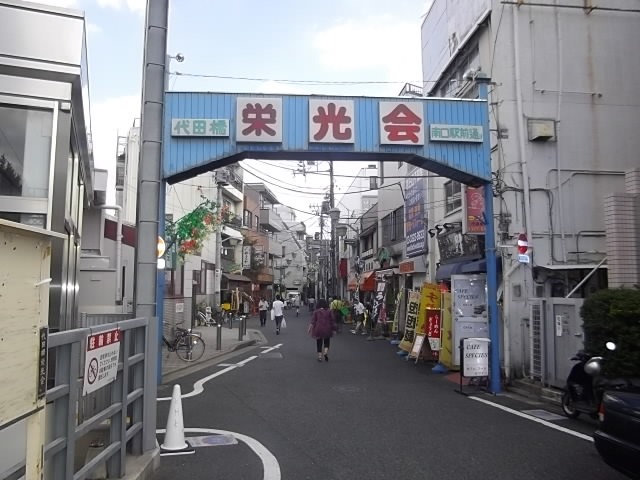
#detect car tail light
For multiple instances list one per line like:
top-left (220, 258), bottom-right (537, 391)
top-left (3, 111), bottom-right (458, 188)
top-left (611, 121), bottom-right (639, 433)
top-left (598, 402), bottom-right (605, 422)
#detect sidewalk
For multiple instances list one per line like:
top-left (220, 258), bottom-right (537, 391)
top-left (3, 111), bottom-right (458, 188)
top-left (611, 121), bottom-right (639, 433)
top-left (162, 317), bottom-right (267, 379)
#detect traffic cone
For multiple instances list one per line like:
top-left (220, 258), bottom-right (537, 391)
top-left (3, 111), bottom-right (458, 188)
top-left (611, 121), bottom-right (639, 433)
top-left (160, 385), bottom-right (195, 456)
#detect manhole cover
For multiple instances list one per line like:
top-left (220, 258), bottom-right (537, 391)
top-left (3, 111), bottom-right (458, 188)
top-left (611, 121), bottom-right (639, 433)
top-left (522, 409), bottom-right (567, 421)
top-left (332, 385), bottom-right (361, 393)
top-left (261, 352), bottom-right (283, 359)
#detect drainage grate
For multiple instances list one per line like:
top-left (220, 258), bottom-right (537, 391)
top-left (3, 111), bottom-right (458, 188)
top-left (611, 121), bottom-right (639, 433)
top-left (522, 409), bottom-right (566, 422)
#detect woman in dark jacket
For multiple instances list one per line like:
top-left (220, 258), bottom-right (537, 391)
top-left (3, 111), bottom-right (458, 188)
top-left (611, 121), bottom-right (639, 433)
top-left (308, 298), bottom-right (337, 362)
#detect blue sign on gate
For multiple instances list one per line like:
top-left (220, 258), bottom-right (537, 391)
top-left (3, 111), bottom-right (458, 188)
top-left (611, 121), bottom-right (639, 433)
top-left (162, 93), bottom-right (490, 185)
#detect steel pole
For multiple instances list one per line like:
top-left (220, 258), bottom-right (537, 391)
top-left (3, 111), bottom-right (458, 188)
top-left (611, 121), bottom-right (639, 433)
top-left (214, 178), bottom-right (223, 307)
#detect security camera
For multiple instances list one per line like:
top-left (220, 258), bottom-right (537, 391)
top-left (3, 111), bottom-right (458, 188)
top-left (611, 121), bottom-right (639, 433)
top-left (175, 53), bottom-right (185, 63)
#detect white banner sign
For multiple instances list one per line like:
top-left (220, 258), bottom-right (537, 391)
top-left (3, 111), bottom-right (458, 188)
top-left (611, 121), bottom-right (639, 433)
top-left (242, 246), bottom-right (252, 269)
top-left (83, 329), bottom-right (121, 396)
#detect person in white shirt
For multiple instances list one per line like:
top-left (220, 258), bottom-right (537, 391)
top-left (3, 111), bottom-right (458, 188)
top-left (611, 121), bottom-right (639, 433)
top-left (258, 297), bottom-right (269, 327)
top-left (351, 299), bottom-right (366, 335)
top-left (272, 295), bottom-right (285, 335)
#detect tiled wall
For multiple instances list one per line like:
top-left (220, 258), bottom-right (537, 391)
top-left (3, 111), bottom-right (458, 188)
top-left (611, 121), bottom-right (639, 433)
top-left (604, 168), bottom-right (640, 287)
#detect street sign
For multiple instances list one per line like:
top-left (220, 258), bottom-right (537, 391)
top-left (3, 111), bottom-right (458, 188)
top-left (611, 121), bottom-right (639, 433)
top-left (461, 337), bottom-right (491, 377)
top-left (83, 329), bottom-right (121, 396)
top-left (517, 233), bottom-right (530, 263)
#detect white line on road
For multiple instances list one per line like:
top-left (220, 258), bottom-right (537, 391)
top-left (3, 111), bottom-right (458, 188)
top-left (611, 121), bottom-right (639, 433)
top-left (469, 396), bottom-right (594, 442)
top-left (157, 427), bottom-right (281, 480)
top-left (260, 344), bottom-right (283, 354)
top-left (158, 355), bottom-right (258, 401)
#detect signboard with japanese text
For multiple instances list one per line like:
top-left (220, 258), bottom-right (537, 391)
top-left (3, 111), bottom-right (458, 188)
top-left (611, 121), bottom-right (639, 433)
top-left (379, 101), bottom-right (424, 145)
top-left (163, 92), bottom-right (493, 184)
top-left (242, 246), bottom-right (252, 270)
top-left (404, 167), bottom-right (426, 257)
top-left (430, 124), bottom-right (483, 143)
top-left (83, 329), bottom-right (121, 396)
top-left (171, 118), bottom-right (229, 137)
top-left (462, 337), bottom-right (490, 377)
top-left (37, 327), bottom-right (48, 399)
top-left (236, 97), bottom-right (283, 142)
top-left (399, 290), bottom-right (421, 352)
top-left (426, 310), bottom-right (442, 352)
top-left (309, 99), bottom-right (354, 143)
top-left (464, 185), bottom-right (486, 235)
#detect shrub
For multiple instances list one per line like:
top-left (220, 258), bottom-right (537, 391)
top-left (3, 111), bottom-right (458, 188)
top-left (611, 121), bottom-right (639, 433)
top-left (581, 288), bottom-right (640, 379)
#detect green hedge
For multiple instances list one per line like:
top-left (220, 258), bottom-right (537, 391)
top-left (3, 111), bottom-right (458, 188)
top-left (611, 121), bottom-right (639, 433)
top-left (581, 288), bottom-right (640, 378)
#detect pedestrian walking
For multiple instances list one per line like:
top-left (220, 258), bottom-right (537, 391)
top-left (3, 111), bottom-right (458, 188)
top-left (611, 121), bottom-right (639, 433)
top-left (258, 297), bottom-right (269, 327)
top-left (351, 299), bottom-right (366, 335)
top-left (271, 295), bottom-right (285, 335)
top-left (308, 299), bottom-right (337, 362)
top-left (308, 296), bottom-right (316, 312)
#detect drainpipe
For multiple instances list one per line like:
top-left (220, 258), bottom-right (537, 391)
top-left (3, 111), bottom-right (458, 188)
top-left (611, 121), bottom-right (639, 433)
top-left (497, 261), bottom-right (521, 383)
top-left (98, 205), bottom-right (123, 304)
top-left (554, 0), bottom-right (567, 261)
top-left (513, 5), bottom-right (534, 242)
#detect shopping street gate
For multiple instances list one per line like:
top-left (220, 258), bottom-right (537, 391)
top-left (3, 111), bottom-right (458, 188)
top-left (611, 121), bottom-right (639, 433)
top-left (160, 87), bottom-right (502, 392)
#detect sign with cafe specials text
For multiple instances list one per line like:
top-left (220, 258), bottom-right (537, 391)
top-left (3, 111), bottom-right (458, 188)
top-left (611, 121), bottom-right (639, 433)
top-left (83, 329), bottom-right (121, 396)
top-left (171, 118), bottom-right (229, 137)
top-left (462, 337), bottom-right (490, 377)
top-left (309, 99), bottom-right (355, 143)
top-left (429, 124), bottom-right (483, 143)
top-left (236, 97), bottom-right (283, 142)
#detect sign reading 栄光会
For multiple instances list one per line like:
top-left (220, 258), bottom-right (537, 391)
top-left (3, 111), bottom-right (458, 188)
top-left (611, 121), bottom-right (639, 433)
top-left (83, 329), bottom-right (121, 396)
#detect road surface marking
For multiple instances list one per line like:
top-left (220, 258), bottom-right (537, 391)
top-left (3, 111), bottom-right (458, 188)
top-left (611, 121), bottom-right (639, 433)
top-left (157, 355), bottom-right (258, 401)
top-left (469, 396), bottom-right (593, 442)
top-left (261, 344), bottom-right (283, 354)
top-left (157, 427), bottom-right (281, 480)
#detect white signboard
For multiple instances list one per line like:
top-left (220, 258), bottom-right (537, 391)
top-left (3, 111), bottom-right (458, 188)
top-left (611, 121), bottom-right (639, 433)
top-left (236, 97), bottom-right (283, 142)
top-left (171, 118), bottom-right (229, 137)
top-left (83, 329), bottom-right (121, 396)
top-left (430, 124), bottom-right (483, 143)
top-left (242, 245), bottom-right (252, 270)
top-left (309, 99), bottom-right (355, 143)
top-left (462, 337), bottom-right (490, 377)
top-left (379, 101), bottom-right (424, 145)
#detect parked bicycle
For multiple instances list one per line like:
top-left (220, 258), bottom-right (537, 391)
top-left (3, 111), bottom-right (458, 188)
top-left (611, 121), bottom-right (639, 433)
top-left (162, 326), bottom-right (205, 362)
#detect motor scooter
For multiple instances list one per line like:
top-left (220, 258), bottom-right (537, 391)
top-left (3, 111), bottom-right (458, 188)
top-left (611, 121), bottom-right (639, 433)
top-left (561, 341), bottom-right (617, 419)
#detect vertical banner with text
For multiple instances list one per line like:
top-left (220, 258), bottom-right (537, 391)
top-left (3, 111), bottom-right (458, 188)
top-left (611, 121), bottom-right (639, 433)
top-left (404, 167), bottom-right (427, 257)
top-left (399, 290), bottom-right (421, 352)
top-left (463, 185), bottom-right (486, 235)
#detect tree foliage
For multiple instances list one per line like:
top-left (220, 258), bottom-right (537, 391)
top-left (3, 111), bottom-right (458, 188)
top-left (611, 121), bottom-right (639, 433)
top-left (581, 288), bottom-right (640, 378)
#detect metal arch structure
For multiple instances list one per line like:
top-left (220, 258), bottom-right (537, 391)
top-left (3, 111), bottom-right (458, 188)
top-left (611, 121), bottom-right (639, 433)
top-left (133, 1), bottom-right (499, 393)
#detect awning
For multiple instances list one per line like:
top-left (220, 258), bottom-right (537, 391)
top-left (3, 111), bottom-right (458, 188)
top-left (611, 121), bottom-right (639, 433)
top-left (347, 276), bottom-right (358, 290)
top-left (435, 261), bottom-right (466, 282)
top-left (538, 264), bottom-right (608, 270)
top-left (460, 257), bottom-right (503, 275)
top-left (360, 271), bottom-right (376, 292)
top-left (222, 273), bottom-right (251, 283)
top-left (222, 226), bottom-right (243, 241)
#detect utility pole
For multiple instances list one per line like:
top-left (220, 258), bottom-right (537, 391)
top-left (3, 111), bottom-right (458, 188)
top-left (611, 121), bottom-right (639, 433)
top-left (329, 160), bottom-right (336, 299)
top-left (214, 172), bottom-right (224, 307)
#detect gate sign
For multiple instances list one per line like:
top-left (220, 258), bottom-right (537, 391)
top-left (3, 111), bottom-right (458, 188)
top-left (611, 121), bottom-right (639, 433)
top-left (83, 329), bottom-right (121, 396)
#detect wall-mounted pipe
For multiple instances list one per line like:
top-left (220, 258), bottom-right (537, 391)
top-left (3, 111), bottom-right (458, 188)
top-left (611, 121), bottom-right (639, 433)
top-left (98, 205), bottom-right (123, 304)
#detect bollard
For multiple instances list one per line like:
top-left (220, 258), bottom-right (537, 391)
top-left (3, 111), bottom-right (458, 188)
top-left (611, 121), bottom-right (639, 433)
top-left (216, 323), bottom-right (222, 350)
top-left (243, 315), bottom-right (247, 335)
top-left (238, 316), bottom-right (244, 341)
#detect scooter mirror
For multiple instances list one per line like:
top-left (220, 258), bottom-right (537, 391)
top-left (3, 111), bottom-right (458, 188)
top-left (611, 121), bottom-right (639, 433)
top-left (605, 341), bottom-right (617, 351)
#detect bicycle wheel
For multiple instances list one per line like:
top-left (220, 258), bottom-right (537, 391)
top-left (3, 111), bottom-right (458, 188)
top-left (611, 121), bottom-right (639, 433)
top-left (175, 334), bottom-right (205, 362)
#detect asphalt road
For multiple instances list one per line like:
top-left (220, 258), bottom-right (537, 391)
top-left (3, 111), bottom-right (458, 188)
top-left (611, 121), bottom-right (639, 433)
top-left (154, 309), bottom-right (625, 480)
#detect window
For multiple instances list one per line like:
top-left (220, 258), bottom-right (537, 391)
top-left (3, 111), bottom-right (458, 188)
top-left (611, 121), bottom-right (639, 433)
top-left (255, 214), bottom-right (259, 231)
top-left (393, 206), bottom-right (404, 241)
top-left (243, 209), bottom-right (253, 228)
top-left (164, 265), bottom-right (184, 297)
top-left (0, 105), bottom-right (53, 197)
top-left (445, 181), bottom-right (462, 214)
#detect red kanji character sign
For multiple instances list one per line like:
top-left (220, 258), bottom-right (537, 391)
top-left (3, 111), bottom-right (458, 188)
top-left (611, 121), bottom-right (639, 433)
top-left (236, 97), bottom-right (282, 143)
top-left (309, 99), bottom-right (354, 143)
top-left (379, 101), bottom-right (424, 145)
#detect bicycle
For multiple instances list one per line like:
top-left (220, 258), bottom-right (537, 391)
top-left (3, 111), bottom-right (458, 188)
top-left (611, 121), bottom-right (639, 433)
top-left (162, 326), bottom-right (205, 362)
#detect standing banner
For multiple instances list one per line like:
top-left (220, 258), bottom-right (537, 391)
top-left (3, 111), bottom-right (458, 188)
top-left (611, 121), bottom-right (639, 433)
top-left (391, 290), bottom-right (403, 334)
top-left (463, 185), bottom-right (486, 235)
top-left (399, 290), bottom-right (421, 352)
top-left (426, 309), bottom-right (442, 356)
top-left (418, 282), bottom-right (441, 335)
top-left (439, 292), bottom-right (454, 369)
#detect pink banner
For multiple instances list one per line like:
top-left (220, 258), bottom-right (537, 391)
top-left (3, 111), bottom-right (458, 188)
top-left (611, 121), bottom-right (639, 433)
top-left (465, 186), bottom-right (486, 235)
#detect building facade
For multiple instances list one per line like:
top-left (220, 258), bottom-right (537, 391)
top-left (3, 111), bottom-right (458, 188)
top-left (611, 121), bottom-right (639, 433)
top-left (0, 1), bottom-right (95, 331)
top-left (421, 0), bottom-right (640, 379)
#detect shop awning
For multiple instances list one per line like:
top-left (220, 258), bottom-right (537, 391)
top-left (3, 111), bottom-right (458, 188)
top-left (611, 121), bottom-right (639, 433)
top-left (222, 226), bottom-right (243, 241)
top-left (360, 271), bottom-right (376, 292)
top-left (435, 261), bottom-right (466, 282)
top-left (460, 257), bottom-right (502, 275)
top-left (222, 273), bottom-right (251, 283)
top-left (347, 277), bottom-right (358, 291)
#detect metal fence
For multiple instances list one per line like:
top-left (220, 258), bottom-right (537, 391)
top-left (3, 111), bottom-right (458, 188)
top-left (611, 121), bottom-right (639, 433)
top-left (41, 317), bottom-right (157, 479)
top-left (529, 299), bottom-right (545, 382)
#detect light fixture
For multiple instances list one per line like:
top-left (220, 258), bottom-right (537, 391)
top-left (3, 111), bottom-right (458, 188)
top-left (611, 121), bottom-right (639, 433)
top-left (336, 224), bottom-right (348, 237)
top-left (328, 207), bottom-right (341, 222)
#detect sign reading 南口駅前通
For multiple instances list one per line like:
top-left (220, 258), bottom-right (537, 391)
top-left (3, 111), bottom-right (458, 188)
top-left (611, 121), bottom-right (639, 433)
top-left (172, 118), bottom-right (229, 137)
top-left (83, 329), bottom-right (121, 396)
top-left (429, 124), bottom-right (483, 143)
